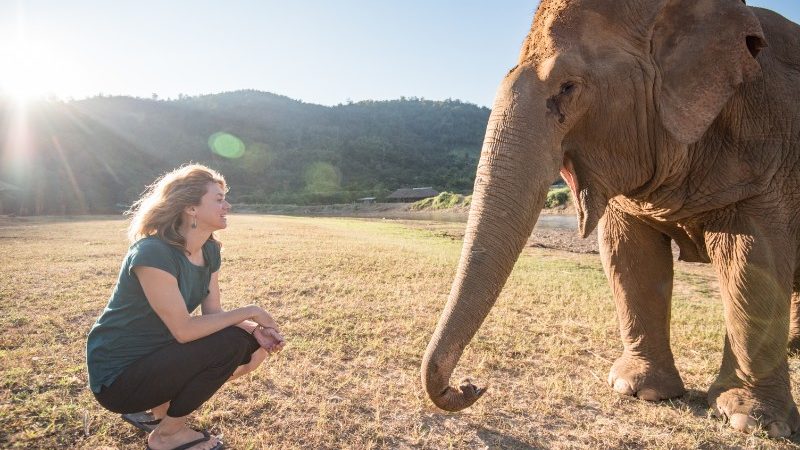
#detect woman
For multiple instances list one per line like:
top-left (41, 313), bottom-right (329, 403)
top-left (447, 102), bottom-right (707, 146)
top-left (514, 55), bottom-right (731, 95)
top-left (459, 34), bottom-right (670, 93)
top-left (87, 164), bottom-right (284, 450)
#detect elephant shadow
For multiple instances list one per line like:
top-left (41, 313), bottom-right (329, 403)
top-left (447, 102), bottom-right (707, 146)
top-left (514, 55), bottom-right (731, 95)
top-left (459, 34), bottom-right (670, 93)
top-left (678, 388), bottom-right (713, 417)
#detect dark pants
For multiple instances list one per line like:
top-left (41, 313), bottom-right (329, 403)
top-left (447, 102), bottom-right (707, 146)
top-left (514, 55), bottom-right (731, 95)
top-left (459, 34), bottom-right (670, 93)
top-left (94, 326), bottom-right (260, 418)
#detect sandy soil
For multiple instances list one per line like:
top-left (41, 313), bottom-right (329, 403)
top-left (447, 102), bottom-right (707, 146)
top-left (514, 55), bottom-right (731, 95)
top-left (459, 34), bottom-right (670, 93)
top-left (234, 201), bottom-right (600, 255)
top-left (528, 226), bottom-right (599, 254)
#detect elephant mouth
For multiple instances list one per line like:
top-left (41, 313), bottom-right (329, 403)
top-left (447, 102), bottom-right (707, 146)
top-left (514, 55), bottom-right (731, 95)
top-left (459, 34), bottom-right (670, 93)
top-left (560, 155), bottom-right (606, 238)
top-left (560, 156), bottom-right (578, 200)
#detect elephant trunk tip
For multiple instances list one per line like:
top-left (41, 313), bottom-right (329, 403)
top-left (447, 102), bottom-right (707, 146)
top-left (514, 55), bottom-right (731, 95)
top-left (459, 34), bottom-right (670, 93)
top-left (428, 378), bottom-right (487, 412)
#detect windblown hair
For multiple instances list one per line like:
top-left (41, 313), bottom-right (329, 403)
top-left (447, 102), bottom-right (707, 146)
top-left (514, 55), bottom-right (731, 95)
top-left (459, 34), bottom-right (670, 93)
top-left (127, 164), bottom-right (227, 252)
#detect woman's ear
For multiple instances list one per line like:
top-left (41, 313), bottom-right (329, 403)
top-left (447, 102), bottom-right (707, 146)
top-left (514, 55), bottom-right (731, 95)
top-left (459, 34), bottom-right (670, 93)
top-left (653, 0), bottom-right (766, 144)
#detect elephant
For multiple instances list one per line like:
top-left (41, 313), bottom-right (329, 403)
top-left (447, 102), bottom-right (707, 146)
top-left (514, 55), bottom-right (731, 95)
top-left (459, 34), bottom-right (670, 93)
top-left (421, 0), bottom-right (800, 438)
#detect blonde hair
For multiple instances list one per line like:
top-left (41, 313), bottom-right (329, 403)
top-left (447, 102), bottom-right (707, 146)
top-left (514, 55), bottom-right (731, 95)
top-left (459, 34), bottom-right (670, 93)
top-left (127, 164), bottom-right (227, 252)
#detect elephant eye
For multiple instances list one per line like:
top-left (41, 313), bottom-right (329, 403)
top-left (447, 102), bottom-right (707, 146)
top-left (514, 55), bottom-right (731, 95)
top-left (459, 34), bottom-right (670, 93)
top-left (559, 82), bottom-right (576, 95)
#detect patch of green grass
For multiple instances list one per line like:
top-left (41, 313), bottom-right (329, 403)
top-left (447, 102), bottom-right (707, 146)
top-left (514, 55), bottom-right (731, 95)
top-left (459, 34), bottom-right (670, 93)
top-left (411, 192), bottom-right (471, 211)
top-left (545, 185), bottom-right (572, 208)
top-left (1, 215), bottom-right (798, 448)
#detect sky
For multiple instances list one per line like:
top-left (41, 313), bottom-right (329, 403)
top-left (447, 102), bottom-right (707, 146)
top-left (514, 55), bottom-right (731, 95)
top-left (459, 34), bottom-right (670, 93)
top-left (0, 0), bottom-right (797, 108)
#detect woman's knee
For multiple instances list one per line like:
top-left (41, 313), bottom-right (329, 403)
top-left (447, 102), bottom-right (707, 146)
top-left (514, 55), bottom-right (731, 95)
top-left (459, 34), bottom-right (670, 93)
top-left (227, 326), bottom-right (260, 354)
top-left (212, 326), bottom-right (255, 347)
top-left (200, 327), bottom-right (258, 365)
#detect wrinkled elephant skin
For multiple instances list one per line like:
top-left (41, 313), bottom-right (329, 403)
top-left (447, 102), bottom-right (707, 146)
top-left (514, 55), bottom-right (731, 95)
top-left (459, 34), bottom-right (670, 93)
top-left (421, 0), bottom-right (800, 438)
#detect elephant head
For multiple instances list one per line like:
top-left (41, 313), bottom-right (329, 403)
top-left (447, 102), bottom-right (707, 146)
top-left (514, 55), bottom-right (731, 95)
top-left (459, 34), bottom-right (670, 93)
top-left (421, 0), bottom-right (766, 412)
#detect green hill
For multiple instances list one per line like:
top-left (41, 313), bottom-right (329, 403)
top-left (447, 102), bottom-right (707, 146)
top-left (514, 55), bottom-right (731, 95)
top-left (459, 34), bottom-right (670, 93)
top-left (0, 91), bottom-right (489, 214)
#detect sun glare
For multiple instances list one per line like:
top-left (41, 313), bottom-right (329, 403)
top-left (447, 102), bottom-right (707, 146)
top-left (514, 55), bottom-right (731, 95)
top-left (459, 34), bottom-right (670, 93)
top-left (1, 39), bottom-right (59, 104)
top-left (0, 28), bottom-right (91, 106)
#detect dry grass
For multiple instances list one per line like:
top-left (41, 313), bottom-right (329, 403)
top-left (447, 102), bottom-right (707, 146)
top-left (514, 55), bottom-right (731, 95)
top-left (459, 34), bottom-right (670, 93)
top-left (2, 214), bottom-right (800, 449)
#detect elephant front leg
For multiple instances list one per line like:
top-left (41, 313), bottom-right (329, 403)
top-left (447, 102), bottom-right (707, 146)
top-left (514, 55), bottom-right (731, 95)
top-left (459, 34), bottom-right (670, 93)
top-left (706, 215), bottom-right (799, 438)
top-left (599, 208), bottom-right (685, 401)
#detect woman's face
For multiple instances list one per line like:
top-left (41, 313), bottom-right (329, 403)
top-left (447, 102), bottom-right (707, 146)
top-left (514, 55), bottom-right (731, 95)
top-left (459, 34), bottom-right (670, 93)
top-left (193, 182), bottom-right (231, 231)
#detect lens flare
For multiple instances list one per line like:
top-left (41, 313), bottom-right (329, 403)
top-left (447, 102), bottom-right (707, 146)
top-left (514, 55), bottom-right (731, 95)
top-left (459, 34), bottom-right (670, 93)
top-left (208, 132), bottom-right (246, 159)
top-left (304, 161), bottom-right (340, 193)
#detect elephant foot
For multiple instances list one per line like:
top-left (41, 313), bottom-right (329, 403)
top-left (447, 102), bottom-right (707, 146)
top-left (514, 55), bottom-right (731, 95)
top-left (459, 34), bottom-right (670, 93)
top-left (607, 354), bottom-right (685, 401)
top-left (788, 335), bottom-right (800, 356)
top-left (709, 382), bottom-right (800, 438)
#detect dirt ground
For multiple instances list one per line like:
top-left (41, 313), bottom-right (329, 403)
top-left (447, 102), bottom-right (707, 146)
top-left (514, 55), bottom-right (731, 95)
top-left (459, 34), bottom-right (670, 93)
top-left (236, 202), bottom-right (601, 255)
top-left (528, 227), bottom-right (598, 254)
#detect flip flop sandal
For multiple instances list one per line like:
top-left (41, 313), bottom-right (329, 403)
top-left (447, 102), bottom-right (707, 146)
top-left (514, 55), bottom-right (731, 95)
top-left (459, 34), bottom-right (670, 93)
top-left (122, 411), bottom-right (162, 432)
top-left (146, 430), bottom-right (224, 450)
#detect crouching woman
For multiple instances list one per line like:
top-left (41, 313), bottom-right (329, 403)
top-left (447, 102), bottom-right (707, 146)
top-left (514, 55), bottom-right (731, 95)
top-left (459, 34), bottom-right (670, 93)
top-left (87, 164), bottom-right (284, 450)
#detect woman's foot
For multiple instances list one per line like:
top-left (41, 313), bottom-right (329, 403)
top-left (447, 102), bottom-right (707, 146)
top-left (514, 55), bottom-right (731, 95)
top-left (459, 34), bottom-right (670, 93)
top-left (147, 426), bottom-right (220, 450)
top-left (151, 402), bottom-right (170, 421)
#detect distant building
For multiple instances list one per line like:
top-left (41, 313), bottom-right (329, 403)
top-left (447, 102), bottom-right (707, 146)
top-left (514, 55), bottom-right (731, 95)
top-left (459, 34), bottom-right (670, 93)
top-left (356, 197), bottom-right (376, 204)
top-left (387, 187), bottom-right (439, 203)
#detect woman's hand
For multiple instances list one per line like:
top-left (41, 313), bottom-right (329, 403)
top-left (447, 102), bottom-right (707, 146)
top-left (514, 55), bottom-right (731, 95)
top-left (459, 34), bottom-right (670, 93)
top-left (245, 305), bottom-right (284, 352)
top-left (253, 326), bottom-right (285, 353)
top-left (247, 305), bottom-right (280, 330)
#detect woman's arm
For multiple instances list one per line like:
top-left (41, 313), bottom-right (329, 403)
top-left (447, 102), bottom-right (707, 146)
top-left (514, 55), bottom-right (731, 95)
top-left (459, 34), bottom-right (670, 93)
top-left (134, 266), bottom-right (275, 343)
top-left (201, 271), bottom-right (224, 315)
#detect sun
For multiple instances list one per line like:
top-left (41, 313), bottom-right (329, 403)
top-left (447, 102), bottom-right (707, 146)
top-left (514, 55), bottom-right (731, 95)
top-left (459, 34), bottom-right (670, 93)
top-left (0, 39), bottom-right (58, 104)
top-left (0, 34), bottom-right (90, 106)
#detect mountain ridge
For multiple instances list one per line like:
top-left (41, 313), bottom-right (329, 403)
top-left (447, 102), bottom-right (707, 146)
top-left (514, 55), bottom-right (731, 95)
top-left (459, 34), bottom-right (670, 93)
top-left (0, 90), bottom-right (490, 214)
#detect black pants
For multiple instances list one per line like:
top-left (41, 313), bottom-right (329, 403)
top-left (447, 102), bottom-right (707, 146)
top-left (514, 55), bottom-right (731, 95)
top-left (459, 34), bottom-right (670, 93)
top-left (94, 326), bottom-right (260, 418)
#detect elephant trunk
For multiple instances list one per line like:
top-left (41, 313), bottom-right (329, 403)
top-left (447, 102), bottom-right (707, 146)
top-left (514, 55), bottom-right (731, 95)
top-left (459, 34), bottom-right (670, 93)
top-left (421, 68), bottom-right (560, 411)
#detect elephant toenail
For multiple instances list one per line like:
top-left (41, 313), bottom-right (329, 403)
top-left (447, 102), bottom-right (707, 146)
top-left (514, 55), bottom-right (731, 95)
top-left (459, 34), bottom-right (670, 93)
top-left (613, 379), bottom-right (634, 396)
top-left (729, 413), bottom-right (758, 433)
top-left (637, 388), bottom-right (660, 401)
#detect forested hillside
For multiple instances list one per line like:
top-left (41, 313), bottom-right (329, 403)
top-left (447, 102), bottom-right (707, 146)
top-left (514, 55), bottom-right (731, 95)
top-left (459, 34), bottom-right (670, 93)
top-left (0, 90), bottom-right (490, 214)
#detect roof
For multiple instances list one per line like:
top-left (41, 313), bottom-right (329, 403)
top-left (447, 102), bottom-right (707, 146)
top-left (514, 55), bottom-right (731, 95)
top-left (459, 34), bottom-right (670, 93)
top-left (387, 187), bottom-right (439, 200)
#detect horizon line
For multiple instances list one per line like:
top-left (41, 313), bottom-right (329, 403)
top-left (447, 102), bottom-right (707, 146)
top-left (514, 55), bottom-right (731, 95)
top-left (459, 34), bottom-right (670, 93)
top-left (0, 89), bottom-right (494, 109)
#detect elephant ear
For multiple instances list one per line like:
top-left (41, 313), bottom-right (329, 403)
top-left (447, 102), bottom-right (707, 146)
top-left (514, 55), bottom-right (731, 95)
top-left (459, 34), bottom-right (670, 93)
top-left (653, 0), bottom-right (766, 145)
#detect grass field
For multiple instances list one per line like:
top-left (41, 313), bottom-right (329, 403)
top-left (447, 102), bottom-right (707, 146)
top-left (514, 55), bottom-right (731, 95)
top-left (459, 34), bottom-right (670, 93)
top-left (2, 214), bottom-right (800, 449)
